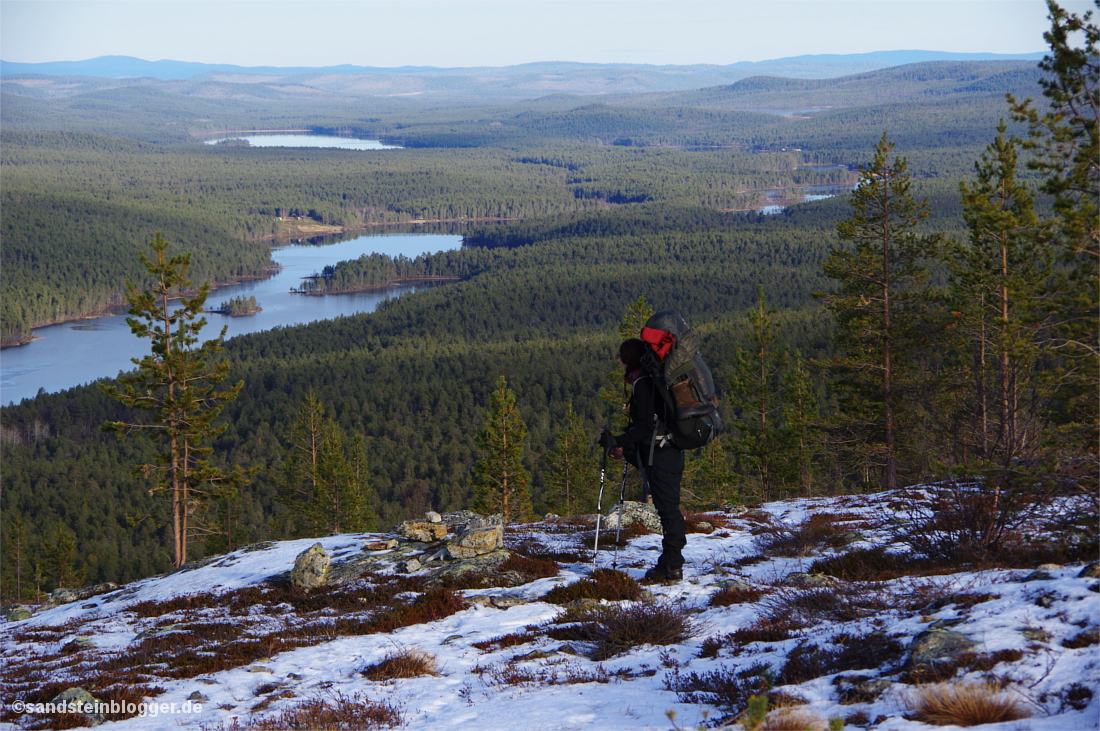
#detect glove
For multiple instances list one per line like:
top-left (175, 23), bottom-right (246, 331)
top-left (597, 430), bottom-right (619, 451)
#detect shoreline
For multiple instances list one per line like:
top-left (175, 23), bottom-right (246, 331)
top-left (291, 276), bottom-right (462, 295)
top-left (0, 268), bottom-right (282, 349)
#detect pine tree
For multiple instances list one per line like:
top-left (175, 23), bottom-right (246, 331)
top-left (279, 391), bottom-right (375, 536)
top-left (816, 135), bottom-right (942, 491)
top-left (1008, 0), bottom-right (1098, 474)
top-left (472, 376), bottom-right (533, 525)
top-left (543, 400), bottom-right (598, 516)
top-left (100, 233), bottom-right (248, 569)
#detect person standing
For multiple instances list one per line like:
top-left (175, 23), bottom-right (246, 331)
top-left (599, 338), bottom-right (686, 582)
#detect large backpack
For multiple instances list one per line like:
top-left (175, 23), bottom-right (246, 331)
top-left (640, 311), bottom-right (723, 450)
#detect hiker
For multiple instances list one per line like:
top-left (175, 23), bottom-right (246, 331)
top-left (598, 337), bottom-right (686, 582)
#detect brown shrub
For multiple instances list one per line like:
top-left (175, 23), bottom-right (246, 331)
top-left (754, 514), bottom-right (849, 557)
top-left (709, 584), bottom-right (768, 607)
top-left (547, 599), bottom-right (703, 660)
top-left (471, 632), bottom-right (540, 652)
top-left (581, 520), bottom-right (652, 549)
top-left (361, 648), bottom-right (438, 681)
top-left (759, 583), bottom-right (896, 626)
top-left (901, 650), bottom-right (1026, 684)
top-left (730, 617), bottom-right (805, 645)
top-left (665, 661), bottom-right (772, 716)
top-left (906, 681), bottom-right (1031, 726)
top-left (211, 692), bottom-right (402, 730)
top-left (496, 552), bottom-right (560, 581)
top-left (1063, 627), bottom-right (1100, 649)
top-left (809, 547), bottom-right (958, 581)
top-left (779, 632), bottom-right (905, 685)
top-left (540, 568), bottom-right (642, 604)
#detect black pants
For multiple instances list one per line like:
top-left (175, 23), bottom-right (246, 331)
top-left (637, 446), bottom-right (686, 571)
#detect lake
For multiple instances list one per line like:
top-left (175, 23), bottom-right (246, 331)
top-left (203, 133), bottom-right (401, 150)
top-left (0, 233), bottom-right (461, 405)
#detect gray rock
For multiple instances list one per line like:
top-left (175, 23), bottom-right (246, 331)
top-left (447, 524), bottom-right (504, 559)
top-left (51, 688), bottom-right (104, 725)
top-left (291, 543), bottom-right (330, 589)
top-left (399, 558), bottom-right (423, 573)
top-left (906, 628), bottom-right (978, 672)
top-left (439, 510), bottom-right (486, 532)
top-left (1078, 561), bottom-right (1100, 579)
top-left (135, 623), bottom-right (185, 641)
top-left (62, 636), bottom-right (96, 653)
top-left (716, 579), bottom-right (757, 592)
top-left (74, 583), bottom-right (119, 601)
top-left (425, 511), bottom-right (442, 523)
top-left (4, 605), bottom-right (32, 622)
top-left (1023, 570), bottom-right (1056, 582)
top-left (187, 692), bottom-right (209, 702)
top-left (47, 588), bottom-right (78, 607)
top-left (602, 501), bottom-right (661, 533)
top-left (1021, 626), bottom-right (1052, 643)
top-left (781, 572), bottom-right (839, 589)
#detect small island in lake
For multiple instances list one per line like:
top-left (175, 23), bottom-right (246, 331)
top-left (211, 295), bottom-right (261, 316)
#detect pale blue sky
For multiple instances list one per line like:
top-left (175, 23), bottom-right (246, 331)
top-left (0, 0), bottom-right (1083, 68)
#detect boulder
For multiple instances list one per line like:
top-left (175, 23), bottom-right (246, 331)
top-left (425, 511), bottom-right (443, 523)
top-left (51, 688), bottom-right (104, 726)
top-left (602, 501), bottom-right (661, 533)
top-left (4, 605), bottom-right (32, 622)
top-left (781, 572), bottom-right (839, 589)
top-left (394, 521), bottom-right (448, 543)
top-left (448, 521), bottom-right (504, 559)
top-left (906, 627), bottom-right (978, 673)
top-left (1078, 561), bottom-right (1100, 579)
top-left (291, 543), bottom-right (330, 589)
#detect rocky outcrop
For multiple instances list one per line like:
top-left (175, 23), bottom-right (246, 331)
top-left (906, 623), bottom-right (978, 674)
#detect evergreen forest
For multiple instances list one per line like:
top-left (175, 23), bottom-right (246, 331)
top-left (1, 15), bottom-right (1096, 600)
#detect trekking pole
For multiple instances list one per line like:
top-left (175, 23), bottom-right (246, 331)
top-left (612, 461), bottom-right (629, 570)
top-left (592, 448), bottom-right (608, 566)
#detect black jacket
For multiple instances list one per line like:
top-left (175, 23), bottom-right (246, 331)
top-left (615, 374), bottom-right (672, 449)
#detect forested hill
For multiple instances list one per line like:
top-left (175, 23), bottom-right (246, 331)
top-left (0, 58), bottom-right (1028, 345)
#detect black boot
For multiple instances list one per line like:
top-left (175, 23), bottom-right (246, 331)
top-left (643, 564), bottom-right (683, 582)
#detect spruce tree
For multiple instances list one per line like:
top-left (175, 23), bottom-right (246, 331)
top-left (727, 288), bottom-right (819, 500)
top-left (543, 401), bottom-right (598, 516)
top-left (816, 135), bottom-right (941, 491)
top-left (472, 376), bottom-right (533, 525)
top-left (100, 233), bottom-right (247, 569)
top-left (279, 391), bottom-right (375, 536)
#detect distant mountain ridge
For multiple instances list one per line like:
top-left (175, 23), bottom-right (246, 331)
top-left (0, 50), bottom-right (1044, 86)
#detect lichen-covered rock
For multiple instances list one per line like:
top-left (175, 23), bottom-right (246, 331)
top-left (291, 543), bottom-right (329, 589)
top-left (395, 521), bottom-right (448, 542)
top-left (602, 501), bottom-right (661, 532)
top-left (447, 523), bottom-right (504, 559)
top-left (47, 588), bottom-right (78, 607)
top-left (4, 605), bottom-right (32, 622)
top-left (51, 688), bottom-right (104, 726)
top-left (781, 572), bottom-right (839, 589)
top-left (906, 627), bottom-right (978, 672)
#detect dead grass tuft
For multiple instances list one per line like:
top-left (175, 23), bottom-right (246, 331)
top-left (760, 707), bottom-right (828, 731)
top-left (361, 647), bottom-right (438, 681)
top-left (540, 568), bottom-right (643, 604)
top-left (906, 681), bottom-right (1031, 726)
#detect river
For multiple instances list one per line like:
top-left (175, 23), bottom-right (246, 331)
top-left (0, 232), bottom-right (462, 405)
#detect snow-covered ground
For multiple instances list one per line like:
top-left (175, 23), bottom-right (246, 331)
top-left (2, 488), bottom-right (1097, 731)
